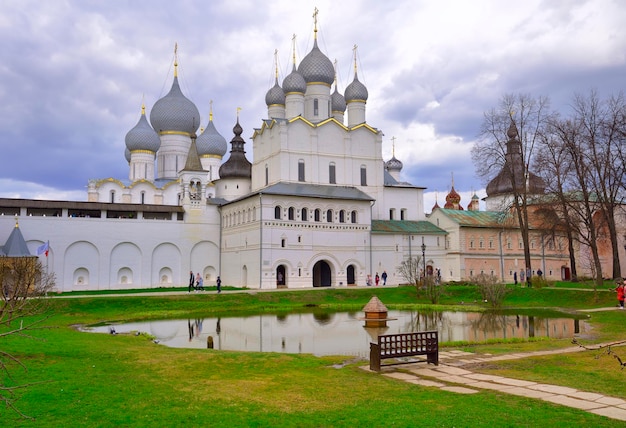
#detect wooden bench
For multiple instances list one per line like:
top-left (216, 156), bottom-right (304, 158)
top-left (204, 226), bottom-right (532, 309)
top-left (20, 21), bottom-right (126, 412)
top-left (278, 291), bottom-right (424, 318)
top-left (369, 331), bottom-right (439, 371)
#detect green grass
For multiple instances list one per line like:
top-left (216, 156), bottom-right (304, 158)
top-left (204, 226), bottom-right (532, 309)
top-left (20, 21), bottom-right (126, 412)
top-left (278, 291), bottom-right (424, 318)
top-left (2, 284), bottom-right (624, 426)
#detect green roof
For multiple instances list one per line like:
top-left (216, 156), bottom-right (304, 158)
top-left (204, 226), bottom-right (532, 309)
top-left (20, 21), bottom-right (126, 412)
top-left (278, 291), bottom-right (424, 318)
top-left (372, 220), bottom-right (446, 234)
top-left (435, 208), bottom-right (515, 228)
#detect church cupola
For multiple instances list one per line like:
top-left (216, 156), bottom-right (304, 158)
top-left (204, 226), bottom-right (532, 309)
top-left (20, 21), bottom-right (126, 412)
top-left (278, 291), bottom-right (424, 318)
top-left (330, 60), bottom-right (346, 123)
top-left (283, 35), bottom-right (306, 119)
top-left (196, 102), bottom-right (228, 181)
top-left (345, 46), bottom-right (368, 126)
top-left (265, 50), bottom-right (286, 119)
top-left (216, 114), bottom-right (252, 201)
top-left (297, 9), bottom-right (333, 122)
top-left (149, 45), bottom-right (201, 180)
top-left (125, 102), bottom-right (160, 182)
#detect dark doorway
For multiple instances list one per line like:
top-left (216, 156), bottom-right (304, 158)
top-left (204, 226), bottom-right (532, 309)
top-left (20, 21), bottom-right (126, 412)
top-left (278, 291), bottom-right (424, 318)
top-left (346, 265), bottom-right (355, 285)
top-left (313, 260), bottom-right (332, 287)
top-left (561, 266), bottom-right (571, 281)
top-left (276, 265), bottom-right (286, 288)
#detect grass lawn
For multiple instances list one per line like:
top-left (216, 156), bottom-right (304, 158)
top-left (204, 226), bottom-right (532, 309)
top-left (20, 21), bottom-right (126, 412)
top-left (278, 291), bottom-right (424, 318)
top-left (2, 284), bottom-right (624, 427)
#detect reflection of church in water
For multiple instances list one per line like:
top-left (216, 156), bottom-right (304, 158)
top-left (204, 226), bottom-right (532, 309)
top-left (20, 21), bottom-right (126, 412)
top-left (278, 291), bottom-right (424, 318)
top-left (0, 10), bottom-right (605, 291)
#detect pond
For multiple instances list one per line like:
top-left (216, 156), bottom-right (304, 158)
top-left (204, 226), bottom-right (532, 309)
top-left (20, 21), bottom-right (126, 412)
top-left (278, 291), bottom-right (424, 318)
top-left (84, 310), bottom-right (587, 358)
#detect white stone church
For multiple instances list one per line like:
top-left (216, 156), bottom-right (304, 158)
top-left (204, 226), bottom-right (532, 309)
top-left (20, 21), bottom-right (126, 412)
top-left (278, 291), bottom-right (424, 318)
top-left (4, 16), bottom-right (591, 292)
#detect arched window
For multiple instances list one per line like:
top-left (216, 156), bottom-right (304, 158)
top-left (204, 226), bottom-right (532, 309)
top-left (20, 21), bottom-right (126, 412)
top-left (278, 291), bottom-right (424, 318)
top-left (351, 210), bottom-right (357, 224)
top-left (326, 209), bottom-right (333, 223)
top-left (314, 98), bottom-right (319, 116)
top-left (110, 190), bottom-right (115, 203)
top-left (314, 209), bottom-right (321, 222)
top-left (339, 210), bottom-right (345, 223)
top-left (265, 164), bottom-right (269, 186)
top-left (301, 207), bottom-right (308, 221)
top-left (274, 206), bottom-right (282, 220)
top-left (360, 165), bottom-right (367, 186)
top-left (288, 207), bottom-right (295, 220)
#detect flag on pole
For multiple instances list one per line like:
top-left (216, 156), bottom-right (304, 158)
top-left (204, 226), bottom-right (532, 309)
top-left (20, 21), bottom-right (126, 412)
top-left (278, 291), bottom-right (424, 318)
top-left (37, 241), bottom-right (49, 256)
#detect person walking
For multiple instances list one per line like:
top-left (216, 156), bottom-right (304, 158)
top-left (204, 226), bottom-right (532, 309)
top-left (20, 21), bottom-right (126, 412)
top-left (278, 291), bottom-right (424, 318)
top-left (381, 271), bottom-right (387, 285)
top-left (189, 270), bottom-right (195, 293)
top-left (195, 272), bottom-right (203, 292)
top-left (616, 279), bottom-right (625, 309)
top-left (216, 276), bottom-right (222, 293)
top-left (375, 273), bottom-right (380, 286)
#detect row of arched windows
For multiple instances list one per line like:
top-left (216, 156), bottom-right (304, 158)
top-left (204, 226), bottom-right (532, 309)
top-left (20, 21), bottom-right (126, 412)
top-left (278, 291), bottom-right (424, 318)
top-left (223, 207), bottom-right (257, 227)
top-left (274, 206), bottom-right (358, 224)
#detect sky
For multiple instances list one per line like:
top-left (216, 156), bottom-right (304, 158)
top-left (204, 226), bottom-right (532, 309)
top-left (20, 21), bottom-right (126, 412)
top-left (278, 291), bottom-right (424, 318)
top-left (1, 0), bottom-right (625, 212)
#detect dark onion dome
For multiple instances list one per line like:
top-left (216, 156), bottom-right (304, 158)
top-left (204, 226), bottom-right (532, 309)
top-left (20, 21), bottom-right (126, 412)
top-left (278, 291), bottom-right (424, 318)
top-left (197, 116), bottom-right (227, 157)
top-left (345, 72), bottom-right (368, 102)
top-left (218, 119), bottom-right (252, 179)
top-left (265, 77), bottom-right (285, 106)
top-left (125, 105), bottom-right (161, 152)
top-left (331, 85), bottom-right (346, 112)
top-left (385, 156), bottom-right (403, 172)
top-left (297, 39), bottom-right (335, 85)
top-left (150, 76), bottom-right (200, 134)
top-left (282, 64), bottom-right (306, 94)
top-left (486, 121), bottom-right (546, 196)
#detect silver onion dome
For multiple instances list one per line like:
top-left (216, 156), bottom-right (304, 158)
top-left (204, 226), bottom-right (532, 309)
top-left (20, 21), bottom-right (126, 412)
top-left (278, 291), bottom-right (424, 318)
top-left (197, 119), bottom-right (227, 157)
top-left (331, 86), bottom-right (346, 112)
top-left (345, 72), bottom-right (368, 102)
top-left (125, 110), bottom-right (161, 152)
top-left (150, 76), bottom-right (200, 134)
top-left (297, 40), bottom-right (334, 85)
top-left (282, 64), bottom-right (306, 94)
top-left (265, 78), bottom-right (286, 106)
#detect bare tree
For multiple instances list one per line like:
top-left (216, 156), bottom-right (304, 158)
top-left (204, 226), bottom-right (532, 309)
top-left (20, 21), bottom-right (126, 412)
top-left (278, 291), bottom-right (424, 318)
top-left (398, 256), bottom-right (423, 297)
top-left (473, 93), bottom-right (554, 286)
top-left (1, 257), bottom-right (56, 418)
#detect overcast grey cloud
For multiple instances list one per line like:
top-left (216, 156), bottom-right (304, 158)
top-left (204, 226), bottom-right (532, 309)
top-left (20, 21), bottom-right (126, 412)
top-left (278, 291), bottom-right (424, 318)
top-left (0, 0), bottom-right (624, 211)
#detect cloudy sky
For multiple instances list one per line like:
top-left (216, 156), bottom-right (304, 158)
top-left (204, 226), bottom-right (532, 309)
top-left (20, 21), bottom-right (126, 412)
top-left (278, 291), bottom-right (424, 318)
top-left (1, 0), bottom-right (624, 211)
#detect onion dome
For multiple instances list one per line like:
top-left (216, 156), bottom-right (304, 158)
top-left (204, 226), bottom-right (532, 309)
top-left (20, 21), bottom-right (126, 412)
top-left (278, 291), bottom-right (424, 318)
top-left (265, 77), bottom-right (285, 106)
top-left (218, 119), bottom-right (252, 179)
top-left (150, 75), bottom-right (200, 134)
top-left (297, 39), bottom-right (335, 85)
top-left (197, 113), bottom-right (227, 157)
top-left (331, 85), bottom-right (346, 112)
top-left (385, 156), bottom-right (403, 172)
top-left (125, 104), bottom-right (161, 152)
top-left (283, 64), bottom-right (306, 94)
top-left (444, 185), bottom-right (463, 210)
top-left (345, 72), bottom-right (368, 102)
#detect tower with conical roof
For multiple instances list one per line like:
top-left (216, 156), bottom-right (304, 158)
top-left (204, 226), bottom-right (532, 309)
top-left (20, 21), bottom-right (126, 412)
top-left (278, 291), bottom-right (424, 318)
top-left (484, 120), bottom-right (546, 210)
top-left (216, 113), bottom-right (252, 201)
top-left (150, 45), bottom-right (200, 180)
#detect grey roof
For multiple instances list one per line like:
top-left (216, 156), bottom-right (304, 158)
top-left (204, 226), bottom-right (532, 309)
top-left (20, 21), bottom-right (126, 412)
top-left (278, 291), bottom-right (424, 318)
top-left (282, 64), bottom-right (306, 94)
top-left (181, 137), bottom-right (205, 172)
top-left (345, 72), bottom-right (368, 102)
top-left (196, 119), bottom-right (227, 157)
top-left (385, 156), bottom-right (403, 171)
top-left (0, 198), bottom-right (184, 213)
top-left (1, 224), bottom-right (32, 256)
top-left (265, 78), bottom-right (286, 106)
top-left (331, 86), bottom-right (346, 112)
top-left (218, 120), bottom-right (252, 179)
top-left (297, 39), bottom-right (334, 85)
top-left (150, 76), bottom-right (200, 134)
top-left (259, 182), bottom-right (375, 201)
top-left (125, 111), bottom-right (160, 152)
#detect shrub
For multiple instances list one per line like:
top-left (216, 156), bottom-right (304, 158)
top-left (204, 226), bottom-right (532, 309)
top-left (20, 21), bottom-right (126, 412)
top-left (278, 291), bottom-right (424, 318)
top-left (473, 273), bottom-right (509, 308)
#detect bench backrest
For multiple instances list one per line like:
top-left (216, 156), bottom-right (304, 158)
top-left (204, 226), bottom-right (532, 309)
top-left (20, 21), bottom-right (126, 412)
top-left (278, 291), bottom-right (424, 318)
top-left (378, 331), bottom-right (438, 357)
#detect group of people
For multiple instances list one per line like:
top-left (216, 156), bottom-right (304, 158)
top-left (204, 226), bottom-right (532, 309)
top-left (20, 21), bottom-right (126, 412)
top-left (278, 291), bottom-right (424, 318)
top-left (189, 271), bottom-right (221, 293)
top-left (366, 271), bottom-right (387, 286)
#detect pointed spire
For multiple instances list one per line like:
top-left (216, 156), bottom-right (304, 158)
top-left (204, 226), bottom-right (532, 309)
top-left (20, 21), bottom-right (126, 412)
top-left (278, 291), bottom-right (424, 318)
top-left (209, 99), bottom-right (213, 122)
top-left (352, 44), bottom-right (358, 75)
top-left (173, 42), bottom-right (178, 78)
top-left (391, 136), bottom-right (396, 157)
top-left (312, 7), bottom-right (319, 40)
top-left (291, 34), bottom-right (297, 66)
top-left (274, 49), bottom-right (279, 80)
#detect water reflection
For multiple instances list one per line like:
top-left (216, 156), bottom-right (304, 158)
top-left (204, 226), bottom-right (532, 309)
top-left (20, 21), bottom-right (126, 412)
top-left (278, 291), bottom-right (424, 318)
top-left (85, 311), bottom-right (587, 358)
